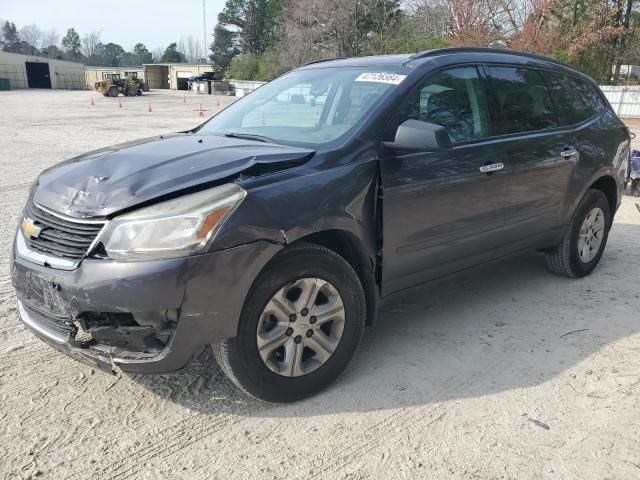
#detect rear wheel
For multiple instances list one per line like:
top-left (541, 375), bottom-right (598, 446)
top-left (108, 86), bottom-right (119, 97)
top-left (546, 188), bottom-right (611, 278)
top-left (212, 243), bottom-right (366, 402)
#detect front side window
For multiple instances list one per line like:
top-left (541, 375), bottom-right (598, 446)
top-left (542, 71), bottom-right (601, 125)
top-left (198, 67), bottom-right (407, 147)
top-left (395, 67), bottom-right (489, 143)
top-left (487, 67), bottom-right (558, 135)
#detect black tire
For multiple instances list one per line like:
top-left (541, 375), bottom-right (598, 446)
top-left (212, 243), bottom-right (366, 402)
top-left (632, 179), bottom-right (640, 197)
top-left (545, 188), bottom-right (612, 278)
top-left (108, 86), bottom-right (119, 97)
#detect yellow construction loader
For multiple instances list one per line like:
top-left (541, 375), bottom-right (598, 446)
top-left (94, 73), bottom-right (144, 97)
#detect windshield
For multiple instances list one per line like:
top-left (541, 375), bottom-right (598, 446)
top-left (198, 67), bottom-right (409, 148)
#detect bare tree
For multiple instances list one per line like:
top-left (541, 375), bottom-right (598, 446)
top-left (184, 35), bottom-right (204, 63)
top-left (152, 47), bottom-right (164, 63)
top-left (509, 0), bottom-right (556, 52)
top-left (82, 30), bottom-right (102, 61)
top-left (405, 0), bottom-right (451, 39)
top-left (19, 24), bottom-right (42, 48)
top-left (280, 0), bottom-right (340, 70)
top-left (177, 37), bottom-right (188, 61)
top-left (360, 0), bottom-right (402, 54)
top-left (41, 28), bottom-right (59, 48)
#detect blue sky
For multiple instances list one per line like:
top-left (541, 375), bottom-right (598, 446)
top-left (0, 0), bottom-right (226, 51)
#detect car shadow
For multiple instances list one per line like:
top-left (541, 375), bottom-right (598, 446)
top-left (134, 222), bottom-right (640, 418)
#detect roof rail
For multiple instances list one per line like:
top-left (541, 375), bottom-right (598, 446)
top-left (407, 47), bottom-right (576, 71)
top-left (302, 57), bottom-right (346, 67)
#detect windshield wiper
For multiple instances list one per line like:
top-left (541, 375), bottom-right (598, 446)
top-left (224, 132), bottom-right (274, 143)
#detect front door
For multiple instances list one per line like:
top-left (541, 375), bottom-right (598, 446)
top-left (25, 62), bottom-right (52, 89)
top-left (380, 66), bottom-right (508, 295)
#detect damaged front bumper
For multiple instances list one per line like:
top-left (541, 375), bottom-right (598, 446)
top-left (11, 238), bottom-right (281, 374)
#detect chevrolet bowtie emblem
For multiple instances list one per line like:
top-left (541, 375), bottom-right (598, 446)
top-left (21, 217), bottom-right (43, 239)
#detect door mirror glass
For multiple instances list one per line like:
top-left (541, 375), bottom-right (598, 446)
top-left (384, 119), bottom-right (452, 151)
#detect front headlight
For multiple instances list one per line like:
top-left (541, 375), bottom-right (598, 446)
top-left (97, 183), bottom-right (246, 260)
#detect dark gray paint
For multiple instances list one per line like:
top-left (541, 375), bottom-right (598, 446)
top-left (11, 48), bottom-right (630, 373)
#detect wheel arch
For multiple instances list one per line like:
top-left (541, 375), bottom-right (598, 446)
top-left (588, 175), bottom-right (618, 220)
top-left (567, 170), bottom-right (620, 226)
top-left (289, 229), bottom-right (379, 327)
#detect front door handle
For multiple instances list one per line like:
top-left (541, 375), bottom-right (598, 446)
top-left (479, 163), bottom-right (504, 174)
top-left (560, 148), bottom-right (578, 157)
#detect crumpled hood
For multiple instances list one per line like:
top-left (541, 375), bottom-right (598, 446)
top-left (33, 133), bottom-right (315, 218)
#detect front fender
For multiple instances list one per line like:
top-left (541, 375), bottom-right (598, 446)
top-left (212, 160), bottom-right (380, 258)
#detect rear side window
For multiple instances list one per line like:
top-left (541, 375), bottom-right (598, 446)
top-left (395, 66), bottom-right (490, 143)
top-left (542, 72), bottom-right (601, 125)
top-left (486, 66), bottom-right (558, 135)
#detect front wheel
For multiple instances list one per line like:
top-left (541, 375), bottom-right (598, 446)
top-left (212, 243), bottom-right (366, 402)
top-left (546, 188), bottom-right (611, 278)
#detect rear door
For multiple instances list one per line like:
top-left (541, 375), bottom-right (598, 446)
top-left (380, 66), bottom-right (508, 295)
top-left (542, 71), bottom-right (624, 211)
top-left (483, 66), bottom-right (575, 253)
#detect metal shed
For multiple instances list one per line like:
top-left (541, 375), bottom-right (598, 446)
top-left (0, 51), bottom-right (85, 89)
top-left (143, 63), bottom-right (215, 90)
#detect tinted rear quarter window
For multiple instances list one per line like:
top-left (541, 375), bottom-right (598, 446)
top-left (486, 66), bottom-right (558, 135)
top-left (542, 71), bottom-right (602, 125)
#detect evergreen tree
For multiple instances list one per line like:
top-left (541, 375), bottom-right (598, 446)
top-left (1, 21), bottom-right (20, 52)
top-left (160, 42), bottom-right (186, 63)
top-left (133, 43), bottom-right (153, 64)
top-left (61, 27), bottom-right (81, 61)
top-left (210, 24), bottom-right (239, 75)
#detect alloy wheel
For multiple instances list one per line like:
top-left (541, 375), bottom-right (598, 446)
top-left (256, 278), bottom-right (345, 377)
top-left (577, 207), bottom-right (605, 263)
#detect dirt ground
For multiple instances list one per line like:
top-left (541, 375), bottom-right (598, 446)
top-left (1, 89), bottom-right (640, 480)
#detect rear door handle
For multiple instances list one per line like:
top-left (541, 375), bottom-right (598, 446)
top-left (560, 148), bottom-right (577, 157)
top-left (479, 163), bottom-right (504, 173)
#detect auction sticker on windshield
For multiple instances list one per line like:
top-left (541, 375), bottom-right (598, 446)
top-left (354, 72), bottom-right (407, 85)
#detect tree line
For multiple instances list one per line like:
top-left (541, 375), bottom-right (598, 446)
top-left (2, 0), bottom-right (638, 84)
top-left (210, 0), bottom-right (640, 84)
top-left (0, 20), bottom-right (205, 66)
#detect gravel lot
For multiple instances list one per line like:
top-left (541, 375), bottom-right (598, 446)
top-left (1, 89), bottom-right (640, 480)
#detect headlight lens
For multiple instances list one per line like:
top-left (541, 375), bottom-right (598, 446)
top-left (98, 183), bottom-right (246, 260)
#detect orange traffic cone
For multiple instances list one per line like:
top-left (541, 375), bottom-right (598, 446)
top-left (216, 96), bottom-right (221, 109)
top-left (199, 104), bottom-right (205, 117)
top-left (147, 101), bottom-right (153, 112)
top-left (118, 99), bottom-right (123, 109)
top-left (90, 96), bottom-right (95, 107)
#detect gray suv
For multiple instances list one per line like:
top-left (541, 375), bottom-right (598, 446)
top-left (11, 48), bottom-right (629, 402)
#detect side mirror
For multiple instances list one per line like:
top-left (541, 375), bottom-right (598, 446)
top-left (383, 119), bottom-right (452, 151)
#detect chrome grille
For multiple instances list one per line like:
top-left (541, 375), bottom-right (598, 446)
top-left (23, 200), bottom-right (105, 260)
